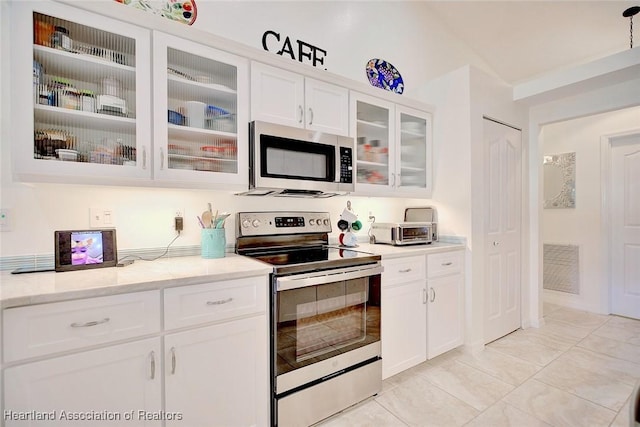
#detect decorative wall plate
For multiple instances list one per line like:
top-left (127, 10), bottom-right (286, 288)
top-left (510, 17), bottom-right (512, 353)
top-left (114, 0), bottom-right (197, 25)
top-left (366, 58), bottom-right (404, 94)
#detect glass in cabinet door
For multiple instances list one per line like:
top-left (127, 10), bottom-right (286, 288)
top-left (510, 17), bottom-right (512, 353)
top-left (154, 32), bottom-right (247, 183)
top-left (29, 10), bottom-right (146, 174)
top-left (354, 100), bottom-right (391, 186)
top-left (398, 112), bottom-right (428, 189)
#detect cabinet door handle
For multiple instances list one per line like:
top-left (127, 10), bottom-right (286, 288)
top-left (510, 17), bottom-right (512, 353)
top-left (398, 268), bottom-right (412, 273)
top-left (70, 317), bottom-right (110, 328)
top-left (308, 108), bottom-right (314, 125)
top-left (298, 105), bottom-right (304, 123)
top-left (207, 297), bottom-right (233, 306)
top-left (149, 351), bottom-right (156, 380)
top-left (391, 173), bottom-right (396, 187)
top-left (442, 262), bottom-right (453, 266)
top-left (430, 287), bottom-right (436, 303)
top-left (142, 145), bottom-right (147, 170)
top-left (160, 147), bottom-right (165, 170)
top-left (493, 241), bottom-right (500, 246)
top-left (423, 288), bottom-right (427, 304)
top-left (170, 347), bottom-right (176, 375)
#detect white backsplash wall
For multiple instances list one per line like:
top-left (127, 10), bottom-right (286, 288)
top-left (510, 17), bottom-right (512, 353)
top-left (0, 182), bottom-right (444, 257)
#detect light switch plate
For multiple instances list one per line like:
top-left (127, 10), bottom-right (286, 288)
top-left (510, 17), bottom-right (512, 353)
top-left (90, 207), bottom-right (115, 227)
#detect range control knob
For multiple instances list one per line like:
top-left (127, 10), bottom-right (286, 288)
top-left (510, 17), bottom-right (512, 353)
top-left (241, 219), bottom-right (251, 228)
top-left (309, 219), bottom-right (316, 226)
top-left (323, 219), bottom-right (330, 226)
top-left (252, 219), bottom-right (261, 228)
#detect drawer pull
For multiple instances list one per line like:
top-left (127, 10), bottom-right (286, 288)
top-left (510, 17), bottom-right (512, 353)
top-left (441, 262), bottom-right (453, 267)
top-left (398, 268), bottom-right (412, 273)
top-left (170, 347), bottom-right (177, 375)
top-left (70, 317), bottom-right (110, 328)
top-left (207, 297), bottom-right (233, 306)
top-left (149, 351), bottom-right (156, 380)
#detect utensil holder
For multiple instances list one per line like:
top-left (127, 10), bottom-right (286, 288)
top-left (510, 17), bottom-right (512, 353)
top-left (201, 228), bottom-right (226, 259)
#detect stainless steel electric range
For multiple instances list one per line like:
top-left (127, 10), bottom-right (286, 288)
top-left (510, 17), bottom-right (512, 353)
top-left (236, 211), bottom-right (383, 427)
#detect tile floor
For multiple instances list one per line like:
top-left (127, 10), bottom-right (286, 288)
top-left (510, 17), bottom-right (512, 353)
top-left (316, 303), bottom-right (640, 427)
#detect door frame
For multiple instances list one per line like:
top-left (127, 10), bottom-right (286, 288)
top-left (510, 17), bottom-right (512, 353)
top-left (599, 128), bottom-right (640, 314)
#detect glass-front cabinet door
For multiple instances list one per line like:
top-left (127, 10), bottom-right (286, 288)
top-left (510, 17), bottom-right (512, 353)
top-left (396, 105), bottom-right (432, 195)
top-left (152, 32), bottom-right (248, 187)
top-left (350, 92), bottom-right (395, 193)
top-left (12, 2), bottom-right (152, 182)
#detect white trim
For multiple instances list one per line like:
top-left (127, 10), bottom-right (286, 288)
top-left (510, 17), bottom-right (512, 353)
top-left (600, 128), bottom-right (640, 315)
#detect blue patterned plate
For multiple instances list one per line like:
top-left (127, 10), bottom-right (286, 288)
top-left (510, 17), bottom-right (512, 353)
top-left (366, 59), bottom-right (404, 94)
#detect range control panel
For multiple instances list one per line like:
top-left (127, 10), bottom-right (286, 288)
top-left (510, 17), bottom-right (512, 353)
top-left (237, 211), bottom-right (332, 237)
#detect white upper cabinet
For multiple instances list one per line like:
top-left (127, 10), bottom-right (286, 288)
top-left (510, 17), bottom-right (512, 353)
top-left (396, 105), bottom-right (433, 195)
top-left (12, 1), bottom-right (152, 183)
top-left (152, 32), bottom-right (249, 187)
top-left (350, 92), bottom-right (396, 193)
top-left (250, 61), bottom-right (349, 136)
top-left (351, 92), bottom-right (432, 197)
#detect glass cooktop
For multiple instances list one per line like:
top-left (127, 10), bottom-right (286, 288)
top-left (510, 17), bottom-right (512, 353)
top-left (242, 245), bottom-right (380, 274)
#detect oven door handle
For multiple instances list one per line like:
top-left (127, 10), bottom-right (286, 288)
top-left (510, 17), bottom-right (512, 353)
top-left (276, 265), bottom-right (384, 291)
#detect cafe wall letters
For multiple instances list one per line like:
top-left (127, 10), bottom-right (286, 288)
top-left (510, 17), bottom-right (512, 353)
top-left (262, 30), bottom-right (327, 69)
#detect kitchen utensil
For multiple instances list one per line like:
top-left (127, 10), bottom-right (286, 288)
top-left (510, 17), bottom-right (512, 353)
top-left (214, 212), bottom-right (230, 229)
top-left (201, 210), bottom-right (212, 228)
top-left (337, 219), bottom-right (349, 231)
top-left (351, 220), bottom-right (362, 231)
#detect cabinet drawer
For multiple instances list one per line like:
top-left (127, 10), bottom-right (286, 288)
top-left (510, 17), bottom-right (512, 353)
top-left (3, 291), bottom-right (161, 362)
top-left (164, 277), bottom-right (267, 330)
top-left (382, 255), bottom-right (426, 287)
top-left (427, 250), bottom-right (464, 278)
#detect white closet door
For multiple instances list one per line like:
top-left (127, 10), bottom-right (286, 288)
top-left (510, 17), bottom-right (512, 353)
top-left (611, 136), bottom-right (640, 319)
top-left (483, 118), bottom-right (522, 344)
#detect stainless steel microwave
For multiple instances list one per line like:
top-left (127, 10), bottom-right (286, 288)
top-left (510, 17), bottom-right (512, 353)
top-left (242, 121), bottom-right (355, 197)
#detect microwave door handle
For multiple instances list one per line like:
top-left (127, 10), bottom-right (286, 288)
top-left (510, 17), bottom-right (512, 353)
top-left (276, 265), bottom-right (384, 291)
top-left (335, 147), bottom-right (341, 183)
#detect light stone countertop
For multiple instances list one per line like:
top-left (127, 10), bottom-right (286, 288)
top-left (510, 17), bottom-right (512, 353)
top-left (0, 254), bottom-right (272, 309)
top-left (0, 242), bottom-right (465, 309)
top-left (353, 242), bottom-right (466, 259)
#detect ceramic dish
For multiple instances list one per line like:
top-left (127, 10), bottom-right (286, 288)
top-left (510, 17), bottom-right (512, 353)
top-left (366, 58), bottom-right (404, 94)
top-left (168, 110), bottom-right (185, 125)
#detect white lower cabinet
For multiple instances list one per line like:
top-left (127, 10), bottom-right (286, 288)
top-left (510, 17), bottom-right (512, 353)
top-left (426, 251), bottom-right (464, 359)
top-left (381, 250), bottom-right (465, 378)
top-left (381, 256), bottom-right (427, 379)
top-left (4, 338), bottom-right (162, 426)
top-left (2, 276), bottom-right (270, 427)
top-left (164, 315), bottom-right (268, 427)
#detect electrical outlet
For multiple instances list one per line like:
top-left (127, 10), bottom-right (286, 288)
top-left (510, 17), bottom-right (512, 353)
top-left (90, 207), bottom-right (115, 227)
top-left (174, 216), bottom-right (184, 232)
top-left (0, 209), bottom-right (12, 232)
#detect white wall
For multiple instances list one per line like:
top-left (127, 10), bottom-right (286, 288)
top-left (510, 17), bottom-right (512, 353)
top-left (541, 106), bottom-right (640, 313)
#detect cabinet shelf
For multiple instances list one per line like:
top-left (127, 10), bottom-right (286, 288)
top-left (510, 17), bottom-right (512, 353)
top-left (357, 119), bottom-right (388, 130)
top-left (168, 123), bottom-right (236, 142)
top-left (34, 45), bottom-right (136, 84)
top-left (401, 129), bottom-right (426, 138)
top-left (168, 153), bottom-right (236, 163)
top-left (357, 160), bottom-right (388, 168)
top-left (35, 104), bottom-right (136, 131)
top-left (401, 165), bottom-right (426, 172)
top-left (167, 75), bottom-right (237, 105)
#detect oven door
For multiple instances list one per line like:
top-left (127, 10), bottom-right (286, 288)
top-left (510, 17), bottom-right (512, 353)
top-left (273, 264), bottom-right (382, 394)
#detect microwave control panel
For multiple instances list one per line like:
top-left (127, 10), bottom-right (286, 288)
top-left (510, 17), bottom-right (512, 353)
top-left (340, 147), bottom-right (353, 183)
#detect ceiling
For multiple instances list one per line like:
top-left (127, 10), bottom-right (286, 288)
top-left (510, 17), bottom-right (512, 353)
top-left (422, 1), bottom-right (638, 85)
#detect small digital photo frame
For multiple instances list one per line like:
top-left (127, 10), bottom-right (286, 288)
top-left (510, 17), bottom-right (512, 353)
top-left (55, 229), bottom-right (118, 272)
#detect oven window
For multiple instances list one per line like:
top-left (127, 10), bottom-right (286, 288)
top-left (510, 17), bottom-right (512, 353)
top-left (275, 275), bottom-right (381, 376)
top-left (260, 134), bottom-right (335, 181)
